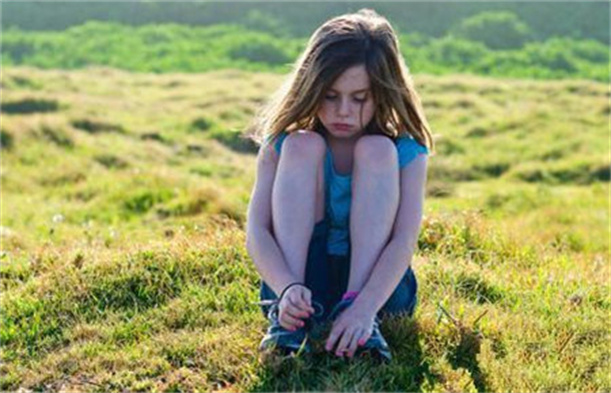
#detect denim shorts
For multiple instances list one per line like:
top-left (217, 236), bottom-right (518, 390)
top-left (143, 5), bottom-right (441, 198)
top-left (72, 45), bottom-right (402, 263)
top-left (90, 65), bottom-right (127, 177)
top-left (259, 217), bottom-right (418, 320)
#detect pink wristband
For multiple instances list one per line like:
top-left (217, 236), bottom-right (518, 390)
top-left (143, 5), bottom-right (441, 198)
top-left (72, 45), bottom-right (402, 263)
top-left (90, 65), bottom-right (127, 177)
top-left (342, 291), bottom-right (359, 301)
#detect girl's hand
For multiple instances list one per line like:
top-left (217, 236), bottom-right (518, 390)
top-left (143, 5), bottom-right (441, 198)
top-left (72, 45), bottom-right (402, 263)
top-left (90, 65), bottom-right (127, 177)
top-left (325, 304), bottom-right (375, 358)
top-left (278, 285), bottom-right (315, 331)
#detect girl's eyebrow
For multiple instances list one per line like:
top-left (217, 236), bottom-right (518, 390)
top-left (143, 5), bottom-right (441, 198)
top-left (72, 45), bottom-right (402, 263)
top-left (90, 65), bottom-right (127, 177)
top-left (328, 88), bottom-right (370, 94)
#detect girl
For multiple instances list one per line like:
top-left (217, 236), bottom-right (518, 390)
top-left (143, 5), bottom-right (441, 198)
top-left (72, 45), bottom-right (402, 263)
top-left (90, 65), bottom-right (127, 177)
top-left (245, 8), bottom-right (434, 361)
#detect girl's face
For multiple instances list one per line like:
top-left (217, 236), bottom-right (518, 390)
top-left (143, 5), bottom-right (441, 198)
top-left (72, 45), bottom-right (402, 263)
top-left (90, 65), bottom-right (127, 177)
top-left (317, 64), bottom-right (375, 140)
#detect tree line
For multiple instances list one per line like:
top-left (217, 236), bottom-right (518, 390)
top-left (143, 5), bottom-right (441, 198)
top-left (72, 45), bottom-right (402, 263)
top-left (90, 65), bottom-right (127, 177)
top-left (2, 20), bottom-right (608, 82)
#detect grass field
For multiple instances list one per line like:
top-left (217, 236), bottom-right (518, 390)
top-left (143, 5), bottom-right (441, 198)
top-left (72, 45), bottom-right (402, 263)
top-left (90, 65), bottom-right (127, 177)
top-left (1, 66), bottom-right (609, 391)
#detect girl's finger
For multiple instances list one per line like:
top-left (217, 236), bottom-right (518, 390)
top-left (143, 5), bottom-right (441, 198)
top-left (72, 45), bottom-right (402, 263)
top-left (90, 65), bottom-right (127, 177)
top-left (287, 297), bottom-right (311, 318)
top-left (280, 293), bottom-right (303, 313)
top-left (284, 303), bottom-right (310, 320)
top-left (358, 330), bottom-right (372, 347)
top-left (346, 328), bottom-right (363, 357)
top-left (335, 328), bottom-right (355, 357)
top-left (279, 310), bottom-right (305, 330)
top-left (296, 297), bottom-right (314, 315)
top-left (300, 290), bottom-right (315, 313)
top-left (325, 325), bottom-right (344, 352)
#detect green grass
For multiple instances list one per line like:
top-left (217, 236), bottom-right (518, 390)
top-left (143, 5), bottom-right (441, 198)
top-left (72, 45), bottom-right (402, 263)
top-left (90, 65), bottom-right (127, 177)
top-left (1, 66), bottom-right (609, 391)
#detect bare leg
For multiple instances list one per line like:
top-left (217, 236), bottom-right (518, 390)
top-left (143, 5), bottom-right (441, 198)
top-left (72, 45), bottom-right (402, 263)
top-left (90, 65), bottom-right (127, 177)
top-left (272, 131), bottom-right (326, 286)
top-left (347, 136), bottom-right (400, 292)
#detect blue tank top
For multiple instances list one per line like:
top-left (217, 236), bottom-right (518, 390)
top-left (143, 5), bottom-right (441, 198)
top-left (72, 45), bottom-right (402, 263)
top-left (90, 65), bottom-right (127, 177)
top-left (268, 131), bottom-right (428, 256)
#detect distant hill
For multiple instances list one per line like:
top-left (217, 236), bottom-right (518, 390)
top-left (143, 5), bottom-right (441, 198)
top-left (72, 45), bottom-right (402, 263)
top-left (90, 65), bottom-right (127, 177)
top-left (2, 1), bottom-right (609, 44)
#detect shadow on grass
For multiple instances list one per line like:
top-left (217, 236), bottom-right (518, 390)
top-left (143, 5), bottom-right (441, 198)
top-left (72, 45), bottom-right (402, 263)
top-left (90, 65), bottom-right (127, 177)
top-left (435, 302), bottom-right (491, 392)
top-left (252, 318), bottom-right (441, 391)
top-left (448, 324), bottom-right (490, 392)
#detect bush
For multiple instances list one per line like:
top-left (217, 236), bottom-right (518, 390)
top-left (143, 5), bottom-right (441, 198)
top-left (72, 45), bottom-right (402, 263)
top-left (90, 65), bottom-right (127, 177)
top-left (403, 32), bottom-right (433, 48)
top-left (227, 36), bottom-right (290, 65)
top-left (1, 29), bottom-right (36, 63)
top-left (524, 40), bottom-right (578, 73)
top-left (450, 11), bottom-right (532, 50)
top-left (567, 38), bottom-right (610, 64)
top-left (425, 37), bottom-right (488, 69)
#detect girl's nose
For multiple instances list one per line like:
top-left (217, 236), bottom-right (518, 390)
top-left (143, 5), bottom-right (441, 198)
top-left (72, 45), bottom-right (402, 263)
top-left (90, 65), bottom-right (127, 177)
top-left (337, 98), bottom-right (351, 117)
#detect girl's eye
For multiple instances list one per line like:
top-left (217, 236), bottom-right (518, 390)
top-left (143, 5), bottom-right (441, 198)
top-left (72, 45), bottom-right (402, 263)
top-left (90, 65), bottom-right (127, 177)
top-left (325, 95), bottom-right (367, 103)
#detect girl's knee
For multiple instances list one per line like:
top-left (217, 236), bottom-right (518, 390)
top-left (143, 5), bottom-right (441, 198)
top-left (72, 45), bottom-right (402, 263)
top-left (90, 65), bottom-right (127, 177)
top-left (354, 135), bottom-right (397, 168)
top-left (283, 130), bottom-right (326, 162)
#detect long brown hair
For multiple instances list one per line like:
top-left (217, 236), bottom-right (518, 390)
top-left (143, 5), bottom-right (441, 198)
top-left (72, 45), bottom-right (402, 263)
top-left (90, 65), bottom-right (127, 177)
top-left (246, 8), bottom-right (434, 153)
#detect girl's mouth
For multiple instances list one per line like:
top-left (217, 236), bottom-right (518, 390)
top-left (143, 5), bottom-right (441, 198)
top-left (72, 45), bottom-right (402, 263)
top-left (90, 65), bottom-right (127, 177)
top-left (332, 123), bottom-right (353, 131)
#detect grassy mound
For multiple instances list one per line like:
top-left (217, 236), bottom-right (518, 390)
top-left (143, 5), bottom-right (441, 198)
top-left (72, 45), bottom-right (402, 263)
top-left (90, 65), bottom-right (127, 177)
top-left (1, 67), bottom-right (608, 391)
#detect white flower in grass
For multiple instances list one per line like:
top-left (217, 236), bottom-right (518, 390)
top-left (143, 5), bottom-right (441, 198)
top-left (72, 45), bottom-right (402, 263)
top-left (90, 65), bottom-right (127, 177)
top-left (52, 214), bottom-right (65, 224)
top-left (0, 226), bottom-right (14, 237)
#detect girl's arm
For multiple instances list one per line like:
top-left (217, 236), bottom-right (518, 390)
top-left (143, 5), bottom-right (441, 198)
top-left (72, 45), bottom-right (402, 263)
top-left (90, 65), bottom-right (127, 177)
top-left (246, 143), bottom-right (300, 296)
top-left (352, 153), bottom-right (428, 315)
top-left (324, 154), bottom-right (428, 356)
